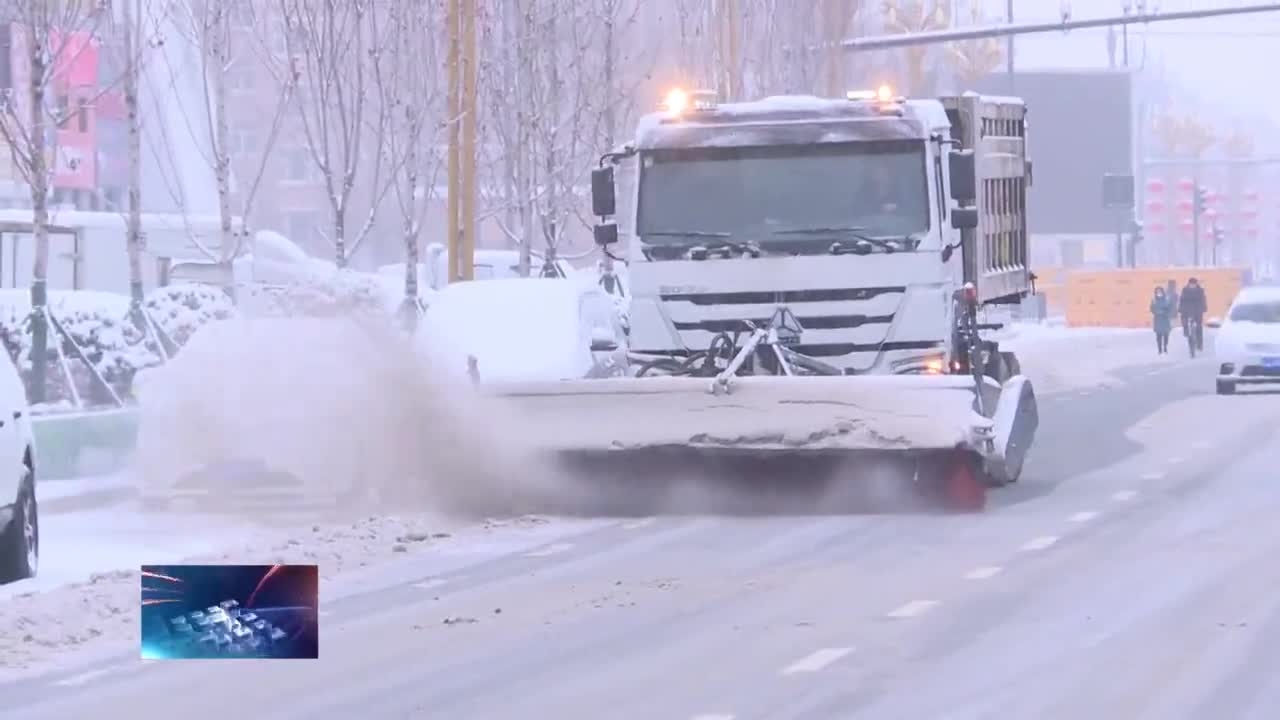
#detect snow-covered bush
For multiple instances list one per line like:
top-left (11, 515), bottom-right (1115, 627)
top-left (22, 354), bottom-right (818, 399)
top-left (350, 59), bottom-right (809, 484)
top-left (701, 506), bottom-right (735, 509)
top-left (144, 283), bottom-right (239, 347)
top-left (0, 290), bottom-right (163, 408)
top-left (238, 269), bottom-right (401, 319)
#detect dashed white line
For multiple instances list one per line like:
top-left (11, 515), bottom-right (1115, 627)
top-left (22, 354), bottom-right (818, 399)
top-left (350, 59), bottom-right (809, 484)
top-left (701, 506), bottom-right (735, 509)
top-left (690, 714), bottom-right (736, 720)
top-left (524, 542), bottom-right (573, 558)
top-left (1021, 536), bottom-right (1058, 551)
top-left (1140, 471), bottom-right (1166, 480)
top-left (319, 610), bottom-right (333, 617)
top-left (780, 647), bottom-right (854, 675)
top-left (1167, 456), bottom-right (1184, 464)
top-left (1069, 510), bottom-right (1100, 523)
top-left (54, 667), bottom-right (123, 687)
top-left (887, 600), bottom-right (939, 618)
top-left (964, 566), bottom-right (1003, 580)
top-left (1113, 490), bottom-right (1138, 502)
top-left (412, 577), bottom-right (450, 590)
top-left (1192, 440), bottom-right (1212, 450)
top-left (622, 518), bottom-right (656, 530)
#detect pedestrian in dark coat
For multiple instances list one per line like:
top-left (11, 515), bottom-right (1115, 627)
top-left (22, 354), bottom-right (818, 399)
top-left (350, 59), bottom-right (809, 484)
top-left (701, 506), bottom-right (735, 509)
top-left (1150, 286), bottom-right (1174, 354)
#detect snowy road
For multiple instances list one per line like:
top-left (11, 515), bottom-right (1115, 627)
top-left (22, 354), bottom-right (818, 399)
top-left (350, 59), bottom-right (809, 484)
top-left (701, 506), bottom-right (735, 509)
top-left (8, 356), bottom-right (1280, 719)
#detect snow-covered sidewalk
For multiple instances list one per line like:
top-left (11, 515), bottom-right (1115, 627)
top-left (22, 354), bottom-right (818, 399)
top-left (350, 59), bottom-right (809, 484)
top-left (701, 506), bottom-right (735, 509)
top-left (0, 507), bottom-right (535, 680)
top-left (994, 322), bottom-right (1174, 395)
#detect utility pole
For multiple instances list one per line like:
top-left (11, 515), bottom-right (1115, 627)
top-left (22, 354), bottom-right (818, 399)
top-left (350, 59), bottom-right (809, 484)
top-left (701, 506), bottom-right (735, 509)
top-left (445, 0), bottom-right (477, 283)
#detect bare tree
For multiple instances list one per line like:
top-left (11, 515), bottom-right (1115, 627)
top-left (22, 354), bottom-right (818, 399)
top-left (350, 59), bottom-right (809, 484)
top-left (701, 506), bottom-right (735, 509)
top-left (479, 0), bottom-right (609, 275)
top-left (279, 0), bottom-right (398, 268)
top-left (108, 0), bottom-right (172, 330)
top-left (154, 0), bottom-right (297, 273)
top-left (0, 1), bottom-right (121, 402)
top-left (369, 0), bottom-right (443, 326)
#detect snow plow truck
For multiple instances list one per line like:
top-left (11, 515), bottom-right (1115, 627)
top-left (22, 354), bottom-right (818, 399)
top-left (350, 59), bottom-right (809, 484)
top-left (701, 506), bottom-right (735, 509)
top-left (490, 85), bottom-right (1039, 511)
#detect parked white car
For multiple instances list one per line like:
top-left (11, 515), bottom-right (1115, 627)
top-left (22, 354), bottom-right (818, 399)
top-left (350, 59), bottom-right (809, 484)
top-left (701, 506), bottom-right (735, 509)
top-left (1211, 285), bottom-right (1280, 394)
top-left (417, 277), bottom-right (629, 384)
top-left (0, 351), bottom-right (37, 582)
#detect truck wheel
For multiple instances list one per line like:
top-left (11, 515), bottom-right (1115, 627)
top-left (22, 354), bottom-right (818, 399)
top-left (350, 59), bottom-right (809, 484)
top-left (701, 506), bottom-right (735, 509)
top-left (1216, 380), bottom-right (1236, 395)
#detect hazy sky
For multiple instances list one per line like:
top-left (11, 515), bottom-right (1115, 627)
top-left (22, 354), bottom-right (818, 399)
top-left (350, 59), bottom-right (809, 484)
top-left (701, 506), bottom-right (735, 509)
top-left (979, 0), bottom-right (1280, 140)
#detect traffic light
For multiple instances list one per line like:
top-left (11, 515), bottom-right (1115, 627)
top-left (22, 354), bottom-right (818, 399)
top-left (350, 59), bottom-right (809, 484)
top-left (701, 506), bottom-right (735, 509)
top-left (1212, 225), bottom-right (1225, 245)
top-left (1130, 218), bottom-right (1144, 245)
top-left (1194, 185), bottom-right (1209, 216)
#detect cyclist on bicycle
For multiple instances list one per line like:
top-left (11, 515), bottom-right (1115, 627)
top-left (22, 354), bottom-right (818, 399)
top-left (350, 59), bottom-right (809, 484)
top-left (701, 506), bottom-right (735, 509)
top-left (1179, 277), bottom-right (1208, 351)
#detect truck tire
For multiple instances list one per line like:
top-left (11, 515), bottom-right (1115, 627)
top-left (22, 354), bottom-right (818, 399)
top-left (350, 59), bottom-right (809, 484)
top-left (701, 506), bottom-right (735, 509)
top-left (1216, 379), bottom-right (1236, 395)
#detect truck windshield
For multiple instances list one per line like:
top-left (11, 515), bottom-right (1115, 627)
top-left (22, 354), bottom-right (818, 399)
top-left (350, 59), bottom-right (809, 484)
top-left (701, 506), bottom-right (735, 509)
top-left (636, 141), bottom-right (930, 246)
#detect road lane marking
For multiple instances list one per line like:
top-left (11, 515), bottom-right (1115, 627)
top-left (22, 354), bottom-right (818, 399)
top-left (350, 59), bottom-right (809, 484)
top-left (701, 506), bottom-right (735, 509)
top-left (1168, 456), bottom-right (1185, 464)
top-left (1140, 471), bottom-right (1166, 480)
top-left (887, 600), bottom-right (938, 618)
top-left (622, 518), bottom-right (656, 530)
top-left (412, 577), bottom-right (450, 590)
top-left (1069, 511), bottom-right (1099, 523)
top-left (524, 542), bottom-right (573, 558)
top-left (1113, 490), bottom-right (1138, 502)
top-left (1021, 536), bottom-right (1058, 551)
top-left (54, 666), bottom-right (125, 687)
top-left (964, 566), bottom-right (1003, 580)
top-left (1192, 440), bottom-right (1212, 450)
top-left (690, 715), bottom-right (735, 720)
top-left (781, 647), bottom-right (854, 675)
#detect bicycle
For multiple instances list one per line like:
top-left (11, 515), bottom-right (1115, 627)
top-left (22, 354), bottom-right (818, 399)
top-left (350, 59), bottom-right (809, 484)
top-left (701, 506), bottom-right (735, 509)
top-left (1184, 315), bottom-right (1204, 357)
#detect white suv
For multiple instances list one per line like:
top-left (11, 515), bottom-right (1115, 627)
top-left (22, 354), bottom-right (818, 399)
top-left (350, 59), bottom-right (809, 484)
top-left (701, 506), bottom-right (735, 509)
top-left (0, 351), bottom-right (36, 582)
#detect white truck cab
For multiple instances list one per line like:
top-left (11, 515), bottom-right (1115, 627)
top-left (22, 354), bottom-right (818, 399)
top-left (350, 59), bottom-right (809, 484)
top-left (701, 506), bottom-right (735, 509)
top-left (588, 87), bottom-right (1032, 379)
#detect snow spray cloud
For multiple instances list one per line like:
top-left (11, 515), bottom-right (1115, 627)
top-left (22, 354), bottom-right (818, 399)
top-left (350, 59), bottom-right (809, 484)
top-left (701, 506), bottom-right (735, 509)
top-left (131, 312), bottom-right (572, 520)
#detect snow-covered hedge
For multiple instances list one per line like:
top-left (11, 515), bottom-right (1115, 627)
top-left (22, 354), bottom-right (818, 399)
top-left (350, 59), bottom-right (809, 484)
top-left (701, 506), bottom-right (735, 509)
top-left (144, 283), bottom-right (238, 346)
top-left (0, 290), bottom-right (162, 409)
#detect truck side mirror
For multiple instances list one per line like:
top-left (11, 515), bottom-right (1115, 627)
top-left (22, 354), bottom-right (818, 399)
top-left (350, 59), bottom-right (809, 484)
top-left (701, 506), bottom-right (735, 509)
top-left (593, 221), bottom-right (619, 248)
top-left (591, 165), bottom-right (616, 217)
top-left (948, 149), bottom-right (976, 203)
top-left (950, 207), bottom-right (979, 230)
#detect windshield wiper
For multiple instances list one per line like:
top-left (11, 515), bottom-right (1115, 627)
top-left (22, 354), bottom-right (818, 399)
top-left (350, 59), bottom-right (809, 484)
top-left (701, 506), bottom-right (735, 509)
top-left (772, 226), bottom-right (901, 254)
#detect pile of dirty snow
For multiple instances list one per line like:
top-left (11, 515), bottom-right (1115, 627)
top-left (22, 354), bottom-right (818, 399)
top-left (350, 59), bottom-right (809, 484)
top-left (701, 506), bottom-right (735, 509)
top-left (0, 513), bottom-right (464, 680)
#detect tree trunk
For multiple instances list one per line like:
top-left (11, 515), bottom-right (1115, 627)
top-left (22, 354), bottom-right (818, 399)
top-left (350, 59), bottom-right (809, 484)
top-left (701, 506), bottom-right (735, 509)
top-left (211, 18), bottom-right (235, 270)
top-left (333, 210), bottom-right (348, 268)
top-left (512, 0), bottom-right (533, 277)
top-left (124, 0), bottom-right (146, 331)
top-left (400, 129), bottom-right (420, 331)
top-left (28, 37), bottom-right (50, 405)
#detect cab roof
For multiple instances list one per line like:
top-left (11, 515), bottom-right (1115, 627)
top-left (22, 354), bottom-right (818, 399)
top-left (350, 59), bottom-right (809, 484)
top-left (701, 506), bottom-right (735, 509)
top-left (634, 94), bottom-right (947, 151)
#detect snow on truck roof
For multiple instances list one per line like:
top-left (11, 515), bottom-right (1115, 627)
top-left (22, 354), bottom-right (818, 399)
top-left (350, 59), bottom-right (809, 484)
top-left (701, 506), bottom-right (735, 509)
top-left (634, 94), bottom-right (954, 150)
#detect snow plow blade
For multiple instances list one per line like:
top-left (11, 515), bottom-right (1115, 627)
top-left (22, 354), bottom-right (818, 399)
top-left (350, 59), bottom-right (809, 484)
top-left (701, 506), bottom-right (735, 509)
top-left (487, 373), bottom-right (1039, 512)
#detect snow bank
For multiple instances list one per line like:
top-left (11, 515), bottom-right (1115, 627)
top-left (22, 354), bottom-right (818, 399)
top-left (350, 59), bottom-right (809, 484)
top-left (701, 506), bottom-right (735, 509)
top-left (995, 322), bottom-right (1169, 394)
top-left (418, 277), bottom-right (592, 383)
top-left (0, 513), bottom-right (473, 679)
